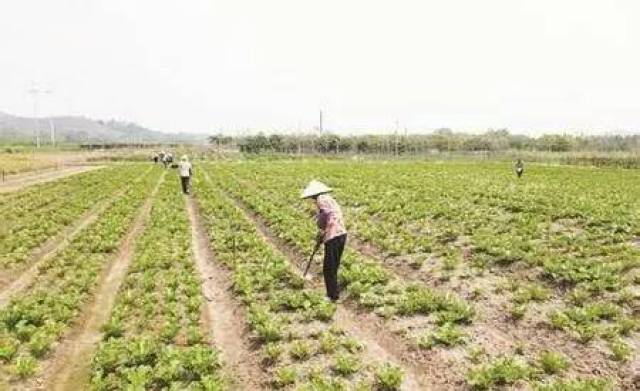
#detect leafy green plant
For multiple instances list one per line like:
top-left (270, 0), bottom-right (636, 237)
top-left (537, 351), bottom-right (569, 374)
top-left (12, 354), bottom-right (37, 379)
top-left (534, 378), bottom-right (611, 391)
top-left (289, 340), bottom-right (313, 361)
top-left (319, 331), bottom-right (339, 354)
top-left (375, 363), bottom-right (404, 391)
top-left (467, 356), bottom-right (532, 390)
top-left (262, 342), bottom-right (283, 365)
top-left (0, 335), bottom-right (19, 362)
top-left (341, 337), bottom-right (364, 354)
top-left (417, 323), bottom-right (466, 349)
top-left (274, 366), bottom-right (297, 388)
top-left (510, 304), bottom-right (526, 321)
top-left (608, 339), bottom-right (631, 361)
top-left (333, 354), bottom-right (361, 376)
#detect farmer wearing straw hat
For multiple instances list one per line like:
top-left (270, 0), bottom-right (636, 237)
top-left (301, 180), bottom-right (347, 302)
top-left (178, 155), bottom-right (193, 195)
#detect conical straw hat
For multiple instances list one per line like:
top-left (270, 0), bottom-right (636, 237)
top-left (300, 180), bottom-right (332, 199)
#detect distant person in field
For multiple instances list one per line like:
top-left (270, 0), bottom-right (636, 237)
top-left (301, 180), bottom-right (347, 302)
top-left (179, 155), bottom-right (193, 195)
top-left (152, 152), bottom-right (159, 164)
top-left (162, 152), bottom-right (173, 168)
top-left (515, 159), bottom-right (524, 178)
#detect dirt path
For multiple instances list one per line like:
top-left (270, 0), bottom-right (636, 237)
top-left (207, 183), bottom-right (431, 390)
top-left (0, 165), bottom-right (104, 194)
top-left (24, 171), bottom-right (166, 391)
top-left (0, 168), bottom-right (154, 307)
top-left (186, 196), bottom-right (267, 390)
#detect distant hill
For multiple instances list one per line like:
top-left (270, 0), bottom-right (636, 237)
top-left (0, 111), bottom-right (207, 144)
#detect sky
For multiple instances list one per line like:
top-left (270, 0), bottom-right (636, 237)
top-left (0, 0), bottom-right (639, 135)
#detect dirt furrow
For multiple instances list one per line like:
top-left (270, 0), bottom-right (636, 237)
top-left (186, 196), bottom-right (267, 390)
top-left (349, 226), bottom-right (632, 385)
top-left (0, 168), bottom-right (154, 307)
top-left (25, 171), bottom-right (166, 391)
top-left (0, 165), bottom-right (105, 194)
top-left (211, 184), bottom-right (432, 390)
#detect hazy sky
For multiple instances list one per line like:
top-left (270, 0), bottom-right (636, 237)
top-left (1, 0), bottom-right (639, 135)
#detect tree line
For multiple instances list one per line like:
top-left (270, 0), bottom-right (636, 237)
top-left (209, 129), bottom-right (640, 155)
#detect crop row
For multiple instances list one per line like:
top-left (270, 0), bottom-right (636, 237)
top-left (89, 175), bottom-right (225, 390)
top-left (205, 165), bottom-right (474, 330)
top-left (203, 161), bottom-right (629, 389)
top-left (194, 172), bottom-right (405, 390)
top-left (0, 165), bottom-right (146, 268)
top-left (218, 162), bottom-right (640, 346)
top-left (0, 166), bottom-right (162, 382)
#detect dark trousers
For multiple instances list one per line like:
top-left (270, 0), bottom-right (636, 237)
top-left (180, 176), bottom-right (191, 194)
top-left (323, 234), bottom-right (347, 301)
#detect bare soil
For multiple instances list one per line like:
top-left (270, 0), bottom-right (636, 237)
top-left (186, 196), bottom-right (268, 390)
top-left (19, 172), bottom-right (166, 391)
top-left (346, 223), bottom-right (637, 388)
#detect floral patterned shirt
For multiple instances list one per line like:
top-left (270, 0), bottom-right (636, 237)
top-left (316, 194), bottom-right (347, 243)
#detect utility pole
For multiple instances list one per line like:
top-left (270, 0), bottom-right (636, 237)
top-left (394, 118), bottom-right (399, 157)
top-left (49, 119), bottom-right (56, 147)
top-left (319, 110), bottom-right (323, 134)
top-left (27, 85), bottom-right (52, 148)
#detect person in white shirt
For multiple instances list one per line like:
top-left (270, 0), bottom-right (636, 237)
top-left (178, 155), bottom-right (193, 194)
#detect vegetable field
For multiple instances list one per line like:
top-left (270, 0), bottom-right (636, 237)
top-left (0, 159), bottom-right (638, 390)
